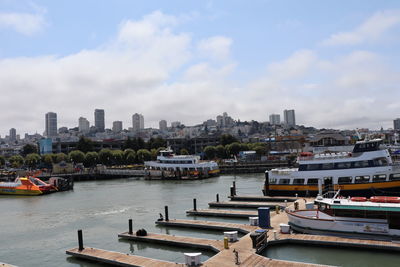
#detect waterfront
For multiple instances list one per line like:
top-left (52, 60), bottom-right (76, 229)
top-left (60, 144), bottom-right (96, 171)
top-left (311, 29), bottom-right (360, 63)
top-left (1, 174), bottom-right (400, 266)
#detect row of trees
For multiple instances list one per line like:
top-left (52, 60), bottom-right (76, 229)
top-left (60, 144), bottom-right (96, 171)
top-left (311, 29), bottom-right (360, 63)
top-left (203, 142), bottom-right (267, 160)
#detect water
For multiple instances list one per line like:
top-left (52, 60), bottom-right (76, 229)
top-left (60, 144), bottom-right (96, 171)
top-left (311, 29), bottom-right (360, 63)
top-left (1, 174), bottom-right (399, 266)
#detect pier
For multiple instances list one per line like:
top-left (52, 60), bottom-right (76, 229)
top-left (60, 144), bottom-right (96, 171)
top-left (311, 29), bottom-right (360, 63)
top-left (208, 201), bottom-right (286, 209)
top-left (228, 195), bottom-right (296, 202)
top-left (186, 208), bottom-right (258, 218)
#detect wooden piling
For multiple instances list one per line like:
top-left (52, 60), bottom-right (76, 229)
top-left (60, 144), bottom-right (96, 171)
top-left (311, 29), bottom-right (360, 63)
top-left (193, 198), bottom-right (197, 211)
top-left (216, 193), bottom-right (219, 202)
top-left (128, 219), bottom-right (133, 235)
top-left (78, 229), bottom-right (84, 251)
top-left (164, 205), bottom-right (169, 221)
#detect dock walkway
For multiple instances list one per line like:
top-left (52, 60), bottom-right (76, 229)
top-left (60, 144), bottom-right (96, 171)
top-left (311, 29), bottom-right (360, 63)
top-left (186, 209), bottom-right (258, 218)
top-left (228, 195), bottom-right (296, 202)
top-left (209, 201), bottom-right (286, 208)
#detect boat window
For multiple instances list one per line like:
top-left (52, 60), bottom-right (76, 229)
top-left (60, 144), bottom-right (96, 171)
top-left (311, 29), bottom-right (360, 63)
top-left (278, 179), bottom-right (290, 184)
top-left (355, 175), bottom-right (370, 183)
top-left (321, 163), bottom-right (334, 170)
top-left (293, 179), bottom-right (305, 185)
top-left (298, 165), bottom-right (307, 171)
top-left (373, 174), bottom-right (386, 182)
top-left (338, 176), bottom-right (352, 184)
top-left (306, 164), bottom-right (321, 171)
top-left (389, 173), bottom-right (400, 181)
top-left (372, 157), bottom-right (388, 167)
top-left (307, 178), bottom-right (319, 185)
top-left (335, 162), bottom-right (351, 169)
top-left (352, 161), bottom-right (370, 168)
top-left (269, 178), bottom-right (277, 184)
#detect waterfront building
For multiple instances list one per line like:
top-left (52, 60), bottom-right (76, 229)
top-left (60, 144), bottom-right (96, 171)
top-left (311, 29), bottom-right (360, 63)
top-left (45, 112), bottom-right (58, 137)
top-left (112, 121), bottom-right (123, 133)
top-left (394, 118), bottom-right (400, 131)
top-left (9, 128), bottom-right (16, 142)
top-left (94, 109), bottom-right (105, 132)
top-left (78, 117), bottom-right (90, 133)
top-left (132, 113), bottom-right (144, 132)
top-left (269, 114), bottom-right (280, 125)
top-left (159, 120), bottom-right (167, 131)
top-left (284, 109), bottom-right (296, 127)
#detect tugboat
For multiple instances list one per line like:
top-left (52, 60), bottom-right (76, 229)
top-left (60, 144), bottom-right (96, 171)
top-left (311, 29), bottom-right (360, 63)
top-left (264, 139), bottom-right (400, 197)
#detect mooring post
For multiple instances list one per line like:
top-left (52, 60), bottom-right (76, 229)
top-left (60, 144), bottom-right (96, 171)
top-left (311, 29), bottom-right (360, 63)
top-left (233, 181), bottom-right (236, 195)
top-left (193, 198), bottom-right (197, 211)
top-left (216, 193), bottom-right (219, 202)
top-left (128, 219), bottom-right (133, 235)
top-left (230, 186), bottom-right (235, 197)
top-left (165, 205), bottom-right (169, 221)
top-left (78, 229), bottom-right (84, 251)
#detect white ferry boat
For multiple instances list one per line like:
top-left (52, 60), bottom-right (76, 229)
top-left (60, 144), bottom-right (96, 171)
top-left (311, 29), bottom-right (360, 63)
top-left (263, 139), bottom-right (400, 197)
top-left (287, 194), bottom-right (400, 239)
top-left (144, 148), bottom-right (220, 179)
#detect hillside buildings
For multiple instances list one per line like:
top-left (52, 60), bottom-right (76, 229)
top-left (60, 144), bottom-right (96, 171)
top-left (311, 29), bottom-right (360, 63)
top-left (159, 120), bottom-right (167, 131)
top-left (78, 117), bottom-right (90, 134)
top-left (269, 114), bottom-right (280, 125)
top-left (284, 109), bottom-right (296, 127)
top-left (112, 121), bottom-right (123, 133)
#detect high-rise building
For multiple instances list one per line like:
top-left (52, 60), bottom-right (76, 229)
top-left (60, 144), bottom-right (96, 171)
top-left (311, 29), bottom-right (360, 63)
top-left (132, 113), bottom-right (144, 132)
top-left (112, 121), bottom-right (123, 133)
top-left (216, 112), bottom-right (234, 128)
top-left (159, 120), bottom-right (167, 131)
top-left (9, 128), bottom-right (16, 142)
top-left (78, 117), bottom-right (90, 133)
top-left (394, 118), bottom-right (400, 131)
top-left (94, 109), bottom-right (105, 132)
top-left (45, 112), bottom-right (58, 137)
top-left (171, 121), bottom-right (181, 128)
top-left (284, 109), bottom-right (296, 127)
top-left (269, 114), bottom-right (280, 125)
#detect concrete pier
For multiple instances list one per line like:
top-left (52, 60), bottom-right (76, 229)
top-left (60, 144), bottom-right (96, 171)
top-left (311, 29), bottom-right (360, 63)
top-left (228, 195), bottom-right (296, 202)
top-left (208, 201), bottom-right (285, 209)
top-left (186, 208), bottom-right (258, 218)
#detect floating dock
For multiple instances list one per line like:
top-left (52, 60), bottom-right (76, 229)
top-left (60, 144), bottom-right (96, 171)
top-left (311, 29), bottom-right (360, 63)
top-left (208, 201), bottom-right (285, 209)
top-left (228, 195), bottom-right (296, 202)
top-left (118, 232), bottom-right (223, 252)
top-left (186, 208), bottom-right (258, 218)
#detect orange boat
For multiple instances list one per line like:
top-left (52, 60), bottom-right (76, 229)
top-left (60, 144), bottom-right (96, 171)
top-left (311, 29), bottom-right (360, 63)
top-left (0, 177), bottom-right (56, 195)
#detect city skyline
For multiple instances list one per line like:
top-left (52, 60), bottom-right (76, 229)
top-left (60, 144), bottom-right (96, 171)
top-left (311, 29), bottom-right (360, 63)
top-left (1, 1), bottom-right (400, 136)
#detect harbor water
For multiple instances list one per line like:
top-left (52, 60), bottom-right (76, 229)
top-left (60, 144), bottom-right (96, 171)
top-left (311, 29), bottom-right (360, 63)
top-left (0, 174), bottom-right (399, 266)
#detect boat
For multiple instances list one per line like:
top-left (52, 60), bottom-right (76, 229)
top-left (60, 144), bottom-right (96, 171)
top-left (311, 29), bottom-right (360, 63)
top-left (287, 193), bottom-right (400, 239)
top-left (263, 138), bottom-right (400, 197)
top-left (0, 176), bottom-right (57, 195)
top-left (144, 148), bottom-right (220, 179)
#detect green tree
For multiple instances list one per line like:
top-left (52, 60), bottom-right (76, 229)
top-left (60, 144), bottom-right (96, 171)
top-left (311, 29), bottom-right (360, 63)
top-left (220, 134), bottom-right (237, 146)
top-left (239, 143), bottom-right (250, 152)
top-left (99, 149), bottom-right (113, 165)
top-left (76, 136), bottom-right (94, 153)
top-left (215, 145), bottom-right (226, 159)
top-left (111, 150), bottom-right (124, 165)
top-left (9, 155), bottom-right (24, 168)
top-left (41, 154), bottom-right (53, 168)
top-left (0, 155), bottom-right (6, 167)
top-left (147, 137), bottom-right (166, 150)
top-left (136, 149), bottom-right (152, 163)
top-left (55, 153), bottom-right (68, 163)
top-left (226, 142), bottom-right (241, 157)
top-left (68, 150), bottom-right (85, 163)
top-left (150, 148), bottom-right (158, 160)
top-left (85, 152), bottom-right (99, 167)
top-left (254, 145), bottom-right (266, 156)
top-left (180, 148), bottom-right (189, 155)
top-left (123, 149), bottom-right (136, 164)
top-left (204, 146), bottom-right (216, 159)
top-left (21, 144), bottom-right (38, 156)
top-left (25, 153), bottom-right (41, 168)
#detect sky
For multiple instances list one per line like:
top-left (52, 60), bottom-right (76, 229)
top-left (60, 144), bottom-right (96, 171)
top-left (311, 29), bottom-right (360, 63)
top-left (1, 0), bottom-right (400, 137)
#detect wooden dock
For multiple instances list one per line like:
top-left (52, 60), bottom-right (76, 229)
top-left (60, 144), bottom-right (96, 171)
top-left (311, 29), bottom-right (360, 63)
top-left (186, 209), bottom-right (258, 218)
top-left (155, 219), bottom-right (258, 234)
top-left (118, 232), bottom-right (224, 252)
top-left (208, 201), bottom-right (286, 209)
top-left (0, 263), bottom-right (17, 267)
top-left (66, 247), bottom-right (181, 267)
top-left (228, 195), bottom-right (296, 202)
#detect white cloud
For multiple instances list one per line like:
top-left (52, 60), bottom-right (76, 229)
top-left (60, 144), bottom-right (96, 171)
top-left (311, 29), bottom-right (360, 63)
top-left (0, 12), bottom-right (46, 35)
top-left (322, 9), bottom-right (400, 46)
top-left (197, 36), bottom-right (233, 61)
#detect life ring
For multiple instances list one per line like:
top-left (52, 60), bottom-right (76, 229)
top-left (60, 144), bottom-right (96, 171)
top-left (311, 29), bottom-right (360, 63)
top-left (350, 197), bottom-right (367, 202)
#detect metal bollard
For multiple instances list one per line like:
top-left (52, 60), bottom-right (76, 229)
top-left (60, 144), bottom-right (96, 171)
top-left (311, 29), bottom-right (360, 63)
top-left (216, 193), bottom-right (219, 202)
top-left (193, 198), bottom-right (197, 211)
top-left (165, 206), bottom-right (169, 221)
top-left (129, 219), bottom-right (133, 235)
top-left (224, 237), bottom-right (229, 249)
top-left (78, 229), bottom-right (84, 251)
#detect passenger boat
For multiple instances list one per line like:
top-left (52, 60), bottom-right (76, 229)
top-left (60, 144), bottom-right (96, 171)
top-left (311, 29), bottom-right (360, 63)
top-left (0, 176), bottom-right (56, 195)
top-left (287, 193), bottom-right (400, 239)
top-left (144, 148), bottom-right (220, 179)
top-left (263, 139), bottom-right (400, 197)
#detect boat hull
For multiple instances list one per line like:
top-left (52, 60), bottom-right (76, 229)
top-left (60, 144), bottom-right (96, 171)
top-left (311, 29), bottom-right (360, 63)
top-left (0, 187), bottom-right (43, 196)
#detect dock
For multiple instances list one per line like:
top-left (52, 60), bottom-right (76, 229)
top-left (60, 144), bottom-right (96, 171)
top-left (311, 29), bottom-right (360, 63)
top-left (0, 263), bottom-right (17, 267)
top-left (118, 232), bottom-right (224, 252)
top-left (155, 219), bottom-right (258, 234)
top-left (186, 209), bottom-right (258, 218)
top-left (228, 195), bottom-right (296, 202)
top-left (66, 247), bottom-right (181, 267)
top-left (208, 201), bottom-right (286, 209)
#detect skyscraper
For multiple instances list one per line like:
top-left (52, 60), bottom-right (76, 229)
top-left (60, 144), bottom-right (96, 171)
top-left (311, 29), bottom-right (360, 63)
top-left (112, 121), bottom-right (123, 133)
top-left (394, 118), bottom-right (400, 131)
top-left (78, 117), bottom-right (90, 133)
top-left (284, 109), bottom-right (296, 127)
top-left (269, 114), bottom-right (280, 125)
top-left (132, 113), bottom-right (144, 132)
top-left (94, 109), bottom-right (105, 132)
top-left (9, 128), bottom-right (16, 142)
top-left (159, 120), bottom-right (167, 131)
top-left (45, 112), bottom-right (58, 137)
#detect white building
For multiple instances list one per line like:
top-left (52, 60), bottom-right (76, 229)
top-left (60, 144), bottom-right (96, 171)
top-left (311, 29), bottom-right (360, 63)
top-left (284, 109), bottom-right (296, 127)
top-left (112, 121), bottom-right (123, 133)
top-left (45, 112), bottom-right (58, 137)
top-left (159, 120), bottom-right (167, 131)
top-left (217, 112), bottom-right (234, 128)
top-left (269, 114), bottom-right (280, 125)
top-left (132, 113), bottom-right (144, 132)
top-left (78, 117), bottom-right (90, 133)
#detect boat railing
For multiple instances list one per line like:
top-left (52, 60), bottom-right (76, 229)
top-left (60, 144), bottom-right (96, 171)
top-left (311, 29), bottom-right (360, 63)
top-left (298, 152), bottom-right (351, 161)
